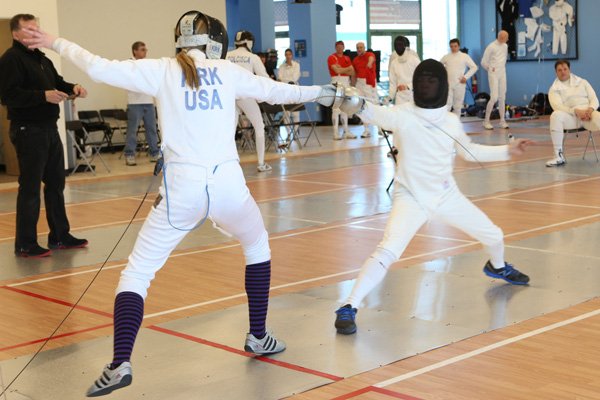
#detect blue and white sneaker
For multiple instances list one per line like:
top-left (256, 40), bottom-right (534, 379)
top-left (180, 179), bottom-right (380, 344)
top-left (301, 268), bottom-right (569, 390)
top-left (334, 304), bottom-right (358, 334)
top-left (86, 362), bottom-right (132, 397)
top-left (483, 261), bottom-right (530, 285)
top-left (244, 331), bottom-right (286, 355)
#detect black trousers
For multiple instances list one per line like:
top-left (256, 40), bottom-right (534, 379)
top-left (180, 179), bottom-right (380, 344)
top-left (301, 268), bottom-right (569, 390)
top-left (9, 122), bottom-right (70, 250)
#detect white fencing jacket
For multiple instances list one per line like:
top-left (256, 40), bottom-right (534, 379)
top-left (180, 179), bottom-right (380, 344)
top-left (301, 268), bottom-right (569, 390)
top-left (548, 73), bottom-right (599, 114)
top-left (359, 102), bottom-right (510, 207)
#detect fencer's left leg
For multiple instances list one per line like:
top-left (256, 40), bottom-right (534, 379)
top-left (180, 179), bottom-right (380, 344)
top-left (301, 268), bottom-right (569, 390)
top-left (497, 71), bottom-right (508, 128)
top-left (454, 83), bottom-right (466, 117)
top-left (87, 164), bottom-right (208, 397)
top-left (436, 188), bottom-right (529, 285)
top-left (209, 162), bottom-right (284, 354)
top-left (237, 99), bottom-right (269, 171)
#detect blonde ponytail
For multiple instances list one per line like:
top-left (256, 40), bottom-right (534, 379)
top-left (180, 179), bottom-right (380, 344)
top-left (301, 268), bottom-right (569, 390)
top-left (176, 49), bottom-right (200, 90)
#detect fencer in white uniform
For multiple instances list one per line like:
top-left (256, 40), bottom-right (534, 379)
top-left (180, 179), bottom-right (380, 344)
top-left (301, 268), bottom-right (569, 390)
top-left (388, 35), bottom-right (420, 105)
top-left (226, 30), bottom-right (272, 172)
top-left (331, 59), bottom-right (532, 335)
top-left (23, 11), bottom-right (334, 397)
top-left (327, 40), bottom-right (355, 139)
top-left (440, 38), bottom-right (478, 117)
top-left (481, 30), bottom-right (509, 130)
top-left (277, 48), bottom-right (301, 143)
top-left (546, 59), bottom-right (600, 167)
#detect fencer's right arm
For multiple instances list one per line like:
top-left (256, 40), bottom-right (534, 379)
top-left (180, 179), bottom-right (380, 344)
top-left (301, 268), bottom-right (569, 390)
top-left (51, 38), bottom-right (166, 97)
top-left (358, 102), bottom-right (400, 132)
top-left (480, 45), bottom-right (491, 71)
top-left (548, 83), bottom-right (572, 114)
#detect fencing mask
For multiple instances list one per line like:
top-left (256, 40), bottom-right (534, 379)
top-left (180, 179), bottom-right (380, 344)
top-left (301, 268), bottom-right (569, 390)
top-left (175, 11), bottom-right (228, 59)
top-left (413, 59), bottom-right (449, 109)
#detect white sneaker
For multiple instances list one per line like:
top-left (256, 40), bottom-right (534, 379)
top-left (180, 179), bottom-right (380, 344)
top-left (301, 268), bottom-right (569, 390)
top-left (257, 163), bottom-right (272, 172)
top-left (86, 362), bottom-right (132, 397)
top-left (344, 131), bottom-right (357, 139)
top-left (333, 135), bottom-right (343, 140)
top-left (545, 157), bottom-right (566, 167)
top-left (483, 122), bottom-right (494, 130)
top-left (125, 156), bottom-right (136, 166)
top-left (361, 131), bottom-right (371, 138)
top-left (499, 121), bottom-right (509, 129)
top-left (244, 331), bottom-right (286, 355)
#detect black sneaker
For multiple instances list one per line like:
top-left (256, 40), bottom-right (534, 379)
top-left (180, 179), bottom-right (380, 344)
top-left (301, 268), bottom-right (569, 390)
top-left (334, 304), bottom-right (358, 334)
top-left (15, 244), bottom-right (52, 258)
top-left (483, 260), bottom-right (530, 285)
top-left (48, 233), bottom-right (88, 250)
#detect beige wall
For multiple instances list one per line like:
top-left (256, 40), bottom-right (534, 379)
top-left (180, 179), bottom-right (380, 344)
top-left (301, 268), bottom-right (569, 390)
top-left (55, 0), bottom-right (227, 112)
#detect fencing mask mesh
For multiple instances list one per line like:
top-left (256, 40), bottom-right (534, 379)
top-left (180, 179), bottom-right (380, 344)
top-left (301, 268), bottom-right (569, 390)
top-left (413, 59), bottom-right (449, 109)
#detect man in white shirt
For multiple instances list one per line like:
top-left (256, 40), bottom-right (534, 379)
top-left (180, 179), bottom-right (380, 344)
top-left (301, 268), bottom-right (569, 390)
top-left (440, 38), bottom-right (478, 117)
top-left (546, 59), bottom-right (600, 167)
top-left (227, 30), bottom-right (272, 172)
top-left (277, 48), bottom-right (301, 144)
top-left (481, 30), bottom-right (509, 130)
top-left (388, 35), bottom-right (420, 105)
top-left (124, 41), bottom-right (160, 166)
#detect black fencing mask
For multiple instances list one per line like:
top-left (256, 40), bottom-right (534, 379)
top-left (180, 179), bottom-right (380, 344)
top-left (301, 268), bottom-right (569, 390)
top-left (393, 35), bottom-right (407, 56)
top-left (413, 59), bottom-right (449, 109)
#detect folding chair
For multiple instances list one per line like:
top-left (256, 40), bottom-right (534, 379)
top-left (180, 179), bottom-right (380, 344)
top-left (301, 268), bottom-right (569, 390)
top-left (284, 103), bottom-right (321, 147)
top-left (78, 110), bottom-right (114, 151)
top-left (259, 102), bottom-right (288, 151)
top-left (563, 127), bottom-right (599, 162)
top-left (65, 120), bottom-right (111, 175)
top-left (99, 108), bottom-right (128, 137)
top-left (380, 128), bottom-right (397, 192)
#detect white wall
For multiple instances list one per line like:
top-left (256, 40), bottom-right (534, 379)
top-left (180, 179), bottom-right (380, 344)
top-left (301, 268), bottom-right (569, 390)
top-left (55, 0), bottom-right (226, 112)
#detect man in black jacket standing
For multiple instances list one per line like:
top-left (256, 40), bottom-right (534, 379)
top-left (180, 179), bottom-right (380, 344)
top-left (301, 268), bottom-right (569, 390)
top-left (0, 14), bottom-right (88, 257)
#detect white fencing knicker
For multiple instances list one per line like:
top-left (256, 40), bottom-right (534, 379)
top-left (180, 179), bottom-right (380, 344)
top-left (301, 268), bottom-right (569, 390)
top-left (355, 78), bottom-right (378, 132)
top-left (117, 159), bottom-right (270, 299)
top-left (345, 185), bottom-right (505, 307)
top-left (331, 75), bottom-right (350, 137)
top-left (484, 68), bottom-right (507, 124)
top-left (550, 110), bottom-right (600, 158)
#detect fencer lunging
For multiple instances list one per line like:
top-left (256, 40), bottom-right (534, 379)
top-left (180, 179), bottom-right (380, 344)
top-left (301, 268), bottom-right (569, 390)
top-left (481, 30), bottom-right (509, 130)
top-left (546, 59), bottom-right (600, 167)
top-left (440, 38), bottom-right (478, 117)
top-left (227, 30), bottom-right (272, 172)
top-left (331, 59), bottom-right (533, 335)
top-left (23, 10), bottom-right (334, 397)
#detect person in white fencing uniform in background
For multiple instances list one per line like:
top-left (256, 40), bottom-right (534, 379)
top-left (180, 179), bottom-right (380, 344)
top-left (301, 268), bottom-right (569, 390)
top-left (23, 10), bottom-right (335, 397)
top-left (277, 48), bottom-right (301, 142)
top-left (388, 35), bottom-right (420, 105)
top-left (327, 40), bottom-right (355, 140)
top-left (546, 59), bottom-right (600, 167)
top-left (352, 41), bottom-right (378, 138)
top-left (226, 30), bottom-right (272, 172)
top-left (440, 38), bottom-right (478, 117)
top-left (481, 30), bottom-right (509, 130)
top-left (331, 59), bottom-right (533, 335)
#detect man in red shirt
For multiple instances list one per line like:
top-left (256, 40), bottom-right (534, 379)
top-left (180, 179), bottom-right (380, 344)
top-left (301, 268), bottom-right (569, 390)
top-left (352, 42), bottom-right (377, 138)
top-left (327, 41), bottom-right (355, 140)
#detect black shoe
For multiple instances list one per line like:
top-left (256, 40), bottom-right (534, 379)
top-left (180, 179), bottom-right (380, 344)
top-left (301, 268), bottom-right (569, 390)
top-left (48, 233), bottom-right (88, 250)
top-left (15, 244), bottom-right (52, 258)
top-left (334, 304), bottom-right (358, 334)
top-left (483, 260), bottom-right (530, 285)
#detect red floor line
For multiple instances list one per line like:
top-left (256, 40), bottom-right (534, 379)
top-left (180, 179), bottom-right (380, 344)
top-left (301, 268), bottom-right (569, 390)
top-left (147, 325), bottom-right (343, 382)
top-left (330, 386), bottom-right (423, 400)
top-left (0, 323), bottom-right (113, 352)
top-left (2, 286), bottom-right (113, 318)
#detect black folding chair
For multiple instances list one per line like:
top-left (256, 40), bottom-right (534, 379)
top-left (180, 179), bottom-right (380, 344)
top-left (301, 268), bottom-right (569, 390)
top-left (78, 110), bottom-right (114, 151)
top-left (65, 120), bottom-right (111, 175)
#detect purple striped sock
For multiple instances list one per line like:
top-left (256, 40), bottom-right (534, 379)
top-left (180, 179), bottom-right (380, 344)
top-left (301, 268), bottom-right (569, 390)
top-left (111, 291), bottom-right (144, 368)
top-left (245, 260), bottom-right (271, 339)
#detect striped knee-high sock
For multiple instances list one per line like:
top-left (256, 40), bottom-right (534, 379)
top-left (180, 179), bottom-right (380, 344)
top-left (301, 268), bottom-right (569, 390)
top-left (111, 291), bottom-right (144, 368)
top-left (245, 260), bottom-right (271, 339)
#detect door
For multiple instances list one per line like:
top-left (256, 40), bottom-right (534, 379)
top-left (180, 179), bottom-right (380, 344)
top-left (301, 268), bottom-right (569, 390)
top-left (369, 31), bottom-right (422, 96)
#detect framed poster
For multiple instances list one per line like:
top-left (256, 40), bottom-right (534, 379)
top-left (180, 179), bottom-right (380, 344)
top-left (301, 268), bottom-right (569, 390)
top-left (294, 40), bottom-right (307, 58)
top-left (496, 0), bottom-right (577, 62)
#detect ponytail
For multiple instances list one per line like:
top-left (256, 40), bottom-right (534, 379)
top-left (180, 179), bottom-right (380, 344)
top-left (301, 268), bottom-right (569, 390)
top-left (176, 49), bottom-right (200, 90)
